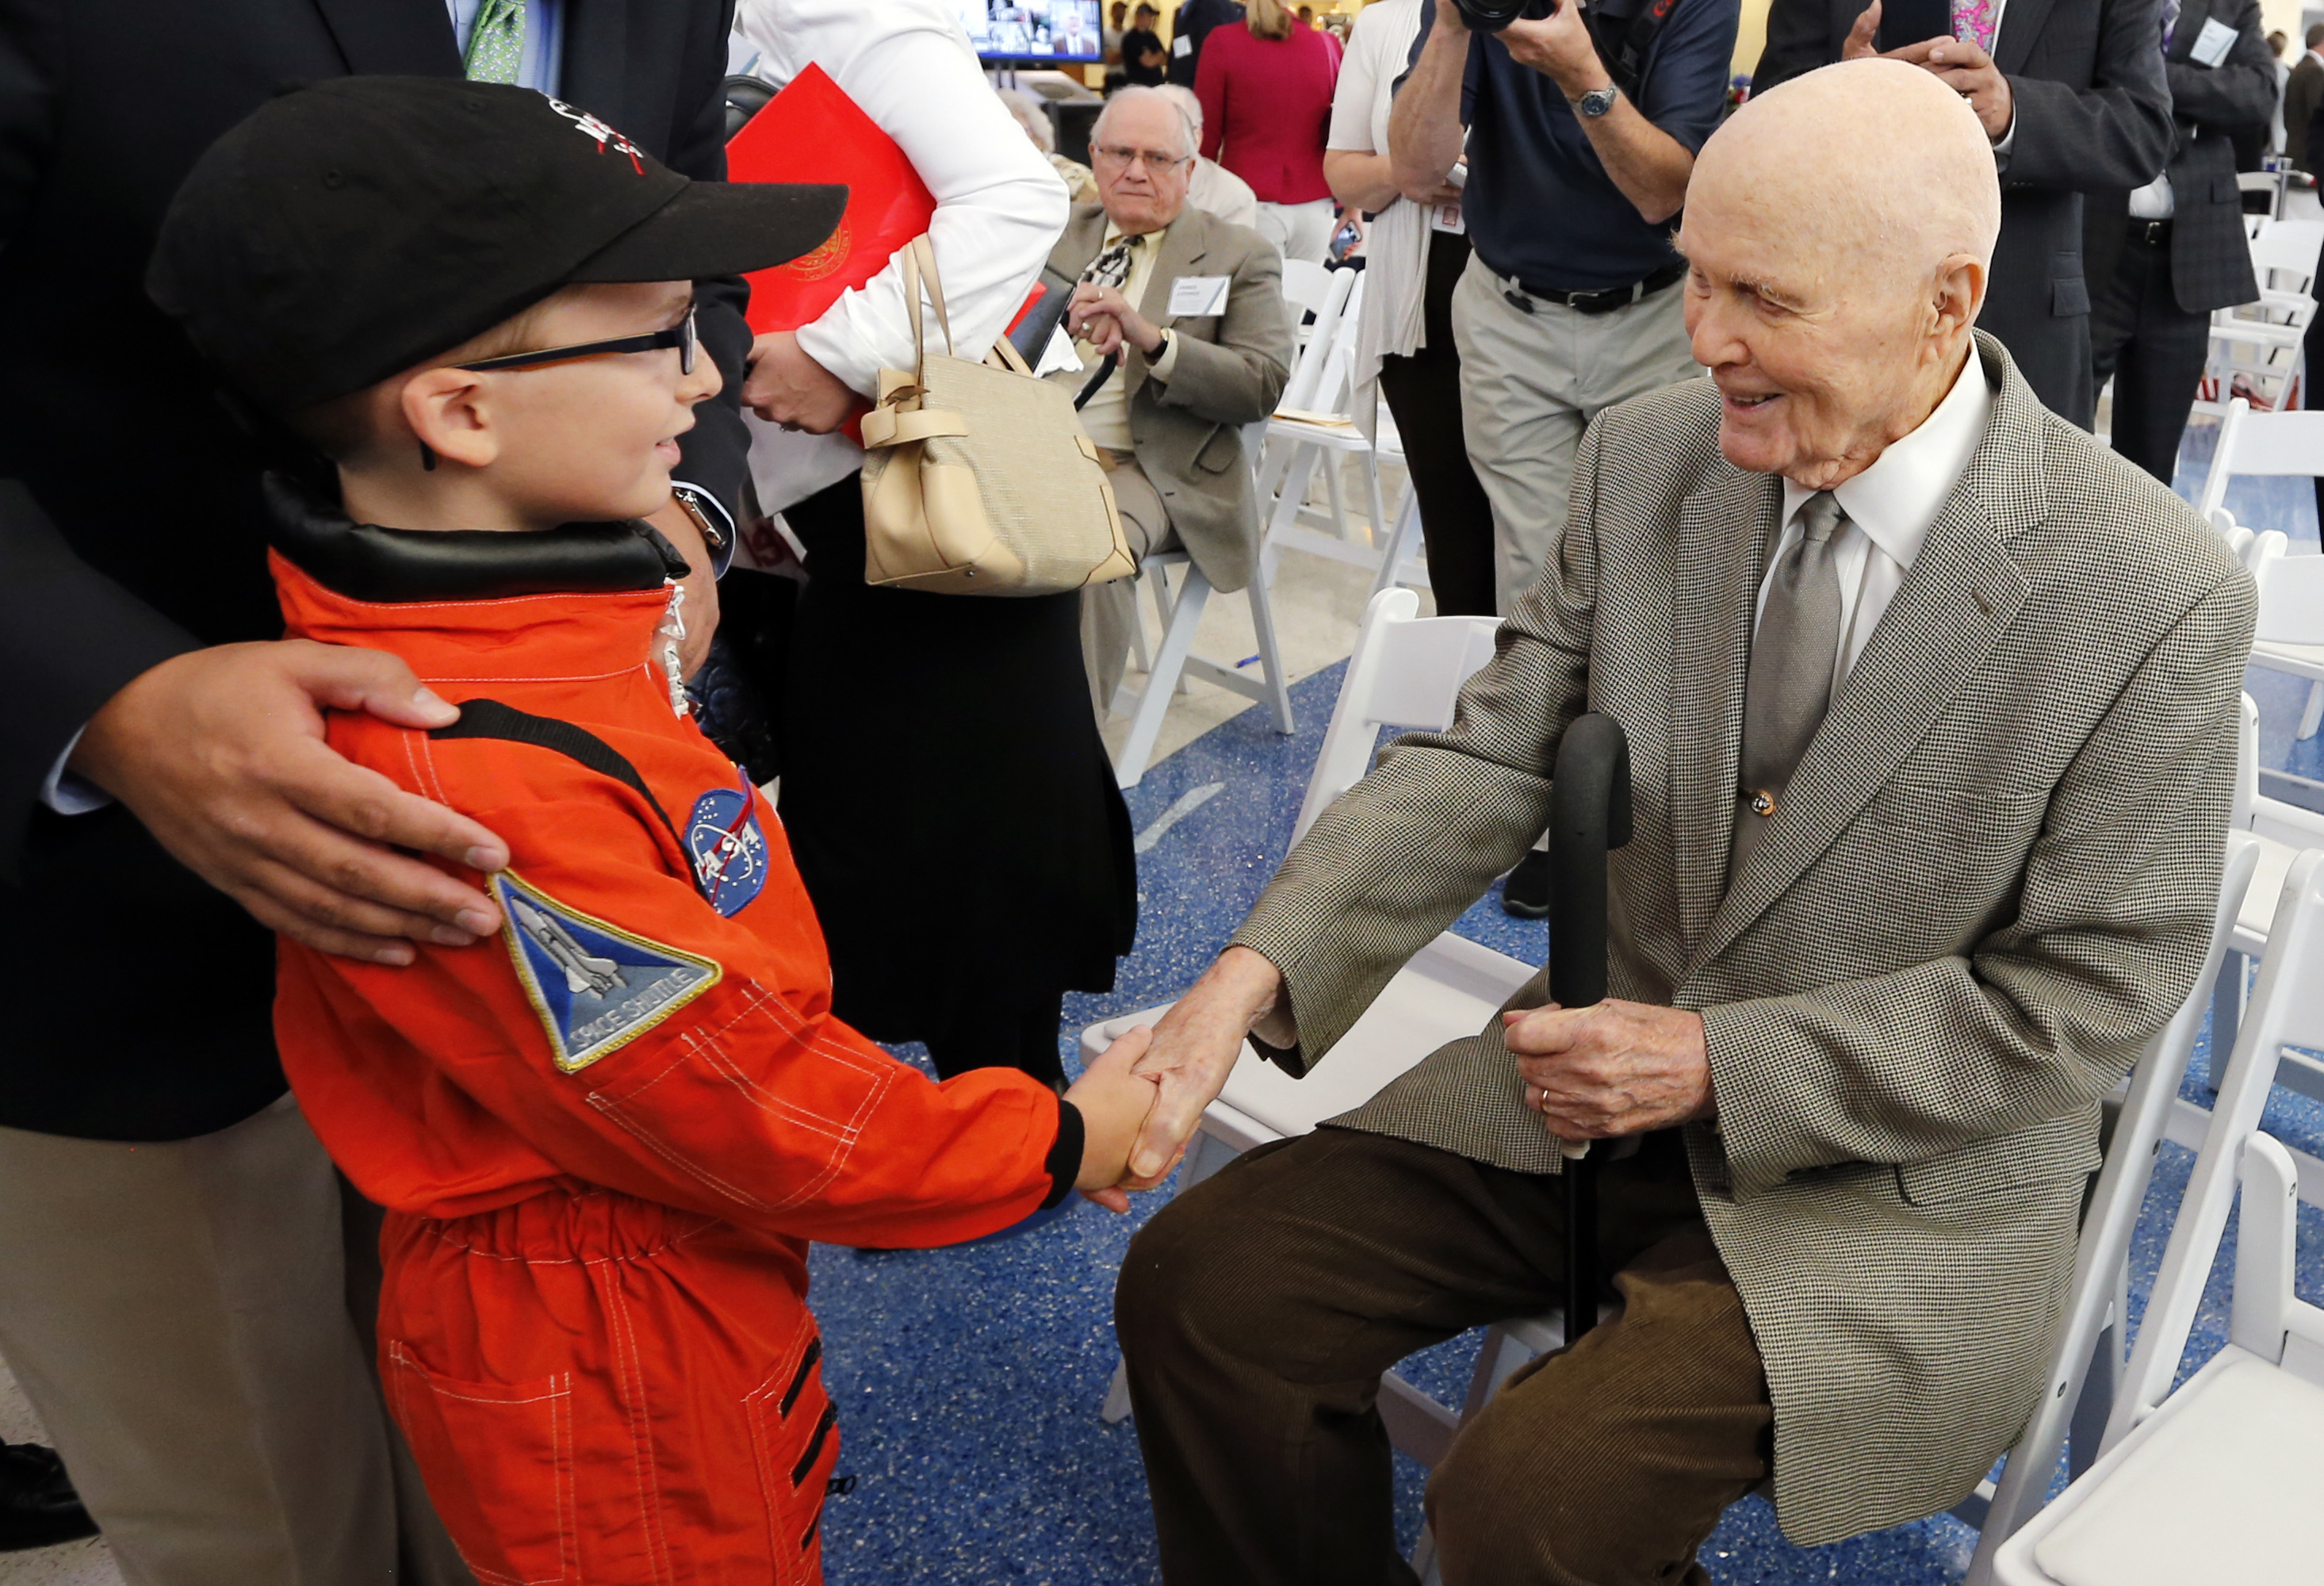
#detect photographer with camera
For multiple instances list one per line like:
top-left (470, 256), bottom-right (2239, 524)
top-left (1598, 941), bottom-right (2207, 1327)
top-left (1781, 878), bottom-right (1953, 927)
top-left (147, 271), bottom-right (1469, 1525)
top-left (1389, 0), bottom-right (1734, 601)
top-left (1389, 0), bottom-right (1735, 913)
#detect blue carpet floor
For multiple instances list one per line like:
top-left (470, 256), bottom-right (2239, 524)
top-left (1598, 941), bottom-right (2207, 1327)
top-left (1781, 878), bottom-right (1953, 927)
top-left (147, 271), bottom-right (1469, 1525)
top-left (802, 418), bottom-right (2324, 1584)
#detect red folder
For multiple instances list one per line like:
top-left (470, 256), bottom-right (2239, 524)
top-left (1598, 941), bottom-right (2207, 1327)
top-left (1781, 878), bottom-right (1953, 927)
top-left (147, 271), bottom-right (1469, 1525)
top-left (727, 63), bottom-right (936, 336)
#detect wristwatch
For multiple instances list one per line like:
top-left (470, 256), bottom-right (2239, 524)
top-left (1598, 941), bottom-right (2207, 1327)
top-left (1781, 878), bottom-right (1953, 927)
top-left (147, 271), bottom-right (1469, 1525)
top-left (1574, 84), bottom-right (1618, 118)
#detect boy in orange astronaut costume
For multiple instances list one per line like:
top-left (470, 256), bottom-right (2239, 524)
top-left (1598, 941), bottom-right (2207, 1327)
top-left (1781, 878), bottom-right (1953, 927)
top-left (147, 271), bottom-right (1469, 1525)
top-left (147, 79), bottom-right (1160, 1584)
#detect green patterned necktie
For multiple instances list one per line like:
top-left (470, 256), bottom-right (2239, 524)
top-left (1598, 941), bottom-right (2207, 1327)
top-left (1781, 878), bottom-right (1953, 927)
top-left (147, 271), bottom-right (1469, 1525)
top-left (464, 0), bottom-right (527, 84)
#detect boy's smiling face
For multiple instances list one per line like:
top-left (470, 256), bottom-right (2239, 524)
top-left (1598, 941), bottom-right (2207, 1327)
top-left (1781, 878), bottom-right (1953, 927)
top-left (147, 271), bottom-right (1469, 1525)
top-left (432, 280), bottom-right (716, 529)
top-left (338, 278), bottom-right (720, 535)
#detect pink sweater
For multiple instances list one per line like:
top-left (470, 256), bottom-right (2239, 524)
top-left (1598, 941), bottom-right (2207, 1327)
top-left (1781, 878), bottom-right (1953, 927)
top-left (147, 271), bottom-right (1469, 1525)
top-left (1193, 21), bottom-right (1342, 206)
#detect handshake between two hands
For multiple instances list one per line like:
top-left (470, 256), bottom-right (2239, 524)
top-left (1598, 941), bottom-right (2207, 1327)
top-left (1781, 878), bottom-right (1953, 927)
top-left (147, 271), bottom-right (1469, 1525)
top-left (1063, 946), bottom-right (1718, 1215)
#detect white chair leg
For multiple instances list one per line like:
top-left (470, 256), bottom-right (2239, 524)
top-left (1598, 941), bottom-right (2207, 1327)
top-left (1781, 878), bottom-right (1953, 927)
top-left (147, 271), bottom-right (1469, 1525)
top-left (1244, 565), bottom-right (1296, 736)
top-left (1101, 1359), bottom-right (1134, 1425)
top-left (1360, 452), bottom-right (1391, 555)
top-left (1321, 449), bottom-right (1352, 540)
top-left (1113, 565), bottom-right (1211, 788)
top-left (1127, 569), bottom-right (1155, 678)
top-left (2300, 678), bottom-right (2323, 740)
top-left (1369, 487), bottom-right (1424, 601)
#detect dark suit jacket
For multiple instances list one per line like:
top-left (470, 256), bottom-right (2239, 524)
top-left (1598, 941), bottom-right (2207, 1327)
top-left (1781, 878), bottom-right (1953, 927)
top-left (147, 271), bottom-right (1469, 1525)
top-left (1755, 0), bottom-right (2173, 425)
top-left (0, 0), bottom-right (745, 1141)
top-left (2285, 50), bottom-right (2324, 167)
top-left (2085, 0), bottom-right (2274, 315)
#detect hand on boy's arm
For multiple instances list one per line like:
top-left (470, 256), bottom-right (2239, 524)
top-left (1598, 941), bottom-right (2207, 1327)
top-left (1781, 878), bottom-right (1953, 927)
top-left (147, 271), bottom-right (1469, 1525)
top-left (1065, 1025), bottom-right (1169, 1213)
top-left (68, 640), bottom-right (509, 965)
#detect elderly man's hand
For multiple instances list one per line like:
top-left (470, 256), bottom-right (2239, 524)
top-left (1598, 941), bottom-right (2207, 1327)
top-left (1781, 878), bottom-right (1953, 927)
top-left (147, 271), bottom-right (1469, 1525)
top-left (1888, 35), bottom-right (2015, 140)
top-left (1112, 946), bottom-right (1284, 1185)
top-left (69, 641), bottom-right (511, 965)
top-left (1498, 0), bottom-right (1613, 99)
top-left (742, 331), bottom-right (861, 435)
top-left (1068, 280), bottom-right (1163, 358)
top-left (1505, 998), bottom-right (1715, 1142)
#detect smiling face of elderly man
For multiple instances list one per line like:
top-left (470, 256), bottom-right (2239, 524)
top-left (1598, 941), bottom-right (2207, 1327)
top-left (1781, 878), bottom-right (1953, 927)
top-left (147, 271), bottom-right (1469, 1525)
top-left (1677, 59), bottom-right (2002, 492)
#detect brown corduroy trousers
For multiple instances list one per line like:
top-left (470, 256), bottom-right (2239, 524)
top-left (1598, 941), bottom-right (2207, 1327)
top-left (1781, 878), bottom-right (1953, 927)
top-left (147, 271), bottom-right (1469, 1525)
top-left (1115, 1125), bottom-right (1774, 1586)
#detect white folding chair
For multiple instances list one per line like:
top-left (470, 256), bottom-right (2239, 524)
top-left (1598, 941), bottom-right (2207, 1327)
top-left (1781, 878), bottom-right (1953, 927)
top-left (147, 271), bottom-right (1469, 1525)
top-left (2192, 397), bottom-right (2324, 523)
top-left (1957, 832), bottom-right (2263, 1583)
top-left (1256, 272), bottom-right (1424, 592)
top-left (1089, 588), bottom-right (1518, 1454)
top-left (1992, 853), bottom-right (2324, 1585)
top-left (2238, 168), bottom-right (2284, 223)
top-left (2203, 693), bottom-right (2324, 1088)
top-left (2241, 525), bottom-right (2324, 742)
top-left (2199, 237), bottom-right (2318, 412)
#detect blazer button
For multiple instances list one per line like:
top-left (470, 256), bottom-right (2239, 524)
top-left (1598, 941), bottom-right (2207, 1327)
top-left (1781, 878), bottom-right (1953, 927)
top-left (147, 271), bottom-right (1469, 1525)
top-left (1748, 789), bottom-right (1777, 817)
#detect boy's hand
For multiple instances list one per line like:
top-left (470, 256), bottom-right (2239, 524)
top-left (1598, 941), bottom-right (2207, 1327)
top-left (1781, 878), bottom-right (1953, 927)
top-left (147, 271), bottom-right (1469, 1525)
top-left (1065, 1025), bottom-right (1169, 1213)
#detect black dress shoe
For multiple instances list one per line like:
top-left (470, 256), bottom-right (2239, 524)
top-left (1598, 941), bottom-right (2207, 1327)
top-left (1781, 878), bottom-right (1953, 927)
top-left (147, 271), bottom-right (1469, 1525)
top-left (0, 1442), bottom-right (99, 1552)
top-left (1501, 849), bottom-right (1551, 918)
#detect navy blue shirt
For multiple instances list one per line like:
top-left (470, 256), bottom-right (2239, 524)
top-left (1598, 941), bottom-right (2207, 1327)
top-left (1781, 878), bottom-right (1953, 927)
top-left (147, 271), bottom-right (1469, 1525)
top-left (1428, 0), bottom-right (1738, 293)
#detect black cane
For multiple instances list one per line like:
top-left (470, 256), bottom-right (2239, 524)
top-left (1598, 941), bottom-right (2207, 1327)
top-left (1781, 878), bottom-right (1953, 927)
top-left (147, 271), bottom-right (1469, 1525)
top-left (1547, 712), bottom-right (1632, 1339)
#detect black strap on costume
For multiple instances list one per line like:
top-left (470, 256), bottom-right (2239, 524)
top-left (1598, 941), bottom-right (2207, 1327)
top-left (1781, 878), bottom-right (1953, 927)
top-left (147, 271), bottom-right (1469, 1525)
top-left (428, 700), bottom-right (700, 898)
top-left (1586, 0), bottom-right (1681, 103)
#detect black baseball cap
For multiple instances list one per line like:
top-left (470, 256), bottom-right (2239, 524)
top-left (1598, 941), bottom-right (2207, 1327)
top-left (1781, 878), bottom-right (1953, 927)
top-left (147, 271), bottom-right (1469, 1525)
top-left (148, 76), bottom-right (846, 411)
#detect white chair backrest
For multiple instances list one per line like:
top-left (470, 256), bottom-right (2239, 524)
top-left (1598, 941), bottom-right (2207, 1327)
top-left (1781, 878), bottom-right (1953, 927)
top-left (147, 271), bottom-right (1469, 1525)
top-left (1292, 588), bottom-right (1501, 844)
top-left (1275, 264), bottom-right (1357, 414)
top-left (1280, 256), bottom-right (1334, 320)
top-left (2252, 542), bottom-right (2324, 646)
top-left (1294, 270), bottom-right (1368, 419)
top-left (2240, 693), bottom-right (2324, 850)
top-left (2195, 397), bottom-right (2324, 519)
top-left (2108, 845), bottom-right (2324, 1448)
top-left (2231, 1133), bottom-right (2324, 1383)
top-left (2249, 221), bottom-right (2322, 289)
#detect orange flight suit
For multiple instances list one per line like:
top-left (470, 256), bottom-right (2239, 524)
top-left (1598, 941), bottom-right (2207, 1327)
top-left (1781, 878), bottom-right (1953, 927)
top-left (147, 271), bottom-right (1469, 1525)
top-left (266, 519), bottom-right (1076, 1585)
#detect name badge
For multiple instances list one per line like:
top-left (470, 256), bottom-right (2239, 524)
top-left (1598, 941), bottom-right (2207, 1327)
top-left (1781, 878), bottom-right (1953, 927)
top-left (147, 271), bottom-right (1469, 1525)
top-left (2192, 17), bottom-right (2237, 66)
top-left (1430, 201), bottom-right (1465, 235)
top-left (1168, 274), bottom-right (1231, 316)
top-left (1172, 33), bottom-right (1192, 56)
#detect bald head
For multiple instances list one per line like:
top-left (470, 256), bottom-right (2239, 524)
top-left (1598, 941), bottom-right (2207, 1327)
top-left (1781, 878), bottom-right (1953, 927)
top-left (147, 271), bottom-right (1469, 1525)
top-left (1700, 59), bottom-right (1998, 289)
top-left (1675, 59), bottom-right (2001, 490)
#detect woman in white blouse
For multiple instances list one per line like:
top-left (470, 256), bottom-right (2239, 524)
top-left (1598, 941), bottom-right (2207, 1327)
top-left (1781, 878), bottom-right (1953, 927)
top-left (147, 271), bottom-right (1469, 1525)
top-left (728, 0), bottom-right (1139, 1089)
top-left (1323, 0), bottom-right (1497, 619)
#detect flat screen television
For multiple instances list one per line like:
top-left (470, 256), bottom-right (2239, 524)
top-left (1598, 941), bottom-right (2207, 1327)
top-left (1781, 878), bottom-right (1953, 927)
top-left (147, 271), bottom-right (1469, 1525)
top-left (959, 0), bottom-right (1104, 63)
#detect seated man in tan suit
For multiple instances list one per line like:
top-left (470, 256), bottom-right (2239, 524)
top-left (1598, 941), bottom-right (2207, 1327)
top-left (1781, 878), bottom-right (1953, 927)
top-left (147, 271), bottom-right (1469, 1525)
top-left (1101, 59), bottom-right (2256, 1585)
top-left (1049, 84), bottom-right (1292, 714)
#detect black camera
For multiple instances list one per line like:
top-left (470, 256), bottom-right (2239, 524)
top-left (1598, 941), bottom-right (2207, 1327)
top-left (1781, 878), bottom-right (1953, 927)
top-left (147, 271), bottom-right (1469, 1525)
top-left (1452, 0), bottom-right (1559, 31)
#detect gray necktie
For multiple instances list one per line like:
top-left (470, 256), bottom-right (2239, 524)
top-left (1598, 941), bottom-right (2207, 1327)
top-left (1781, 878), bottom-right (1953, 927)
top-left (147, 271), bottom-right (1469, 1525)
top-left (1730, 492), bottom-right (1847, 879)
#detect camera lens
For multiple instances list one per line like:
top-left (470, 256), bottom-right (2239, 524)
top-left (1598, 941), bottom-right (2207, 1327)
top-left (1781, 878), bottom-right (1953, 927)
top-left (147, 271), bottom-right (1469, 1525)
top-left (1452, 0), bottom-right (1532, 30)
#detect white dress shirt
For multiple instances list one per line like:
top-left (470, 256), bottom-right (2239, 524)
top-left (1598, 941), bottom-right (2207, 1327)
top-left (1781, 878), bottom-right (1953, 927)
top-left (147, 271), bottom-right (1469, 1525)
top-left (1760, 347), bottom-right (1994, 688)
top-left (729, 0), bottom-right (1070, 514)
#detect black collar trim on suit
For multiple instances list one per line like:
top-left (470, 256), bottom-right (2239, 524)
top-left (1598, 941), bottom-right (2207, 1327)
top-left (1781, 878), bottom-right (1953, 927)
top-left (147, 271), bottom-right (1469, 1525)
top-left (262, 472), bottom-right (688, 603)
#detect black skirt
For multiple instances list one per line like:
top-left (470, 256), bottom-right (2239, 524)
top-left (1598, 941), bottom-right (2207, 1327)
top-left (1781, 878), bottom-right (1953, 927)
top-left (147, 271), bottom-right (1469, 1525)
top-left (775, 476), bottom-right (1139, 1043)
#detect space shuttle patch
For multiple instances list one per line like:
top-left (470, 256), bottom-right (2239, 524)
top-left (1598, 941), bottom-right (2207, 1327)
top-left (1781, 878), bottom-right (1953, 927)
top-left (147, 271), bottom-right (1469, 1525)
top-left (493, 872), bottom-right (721, 1074)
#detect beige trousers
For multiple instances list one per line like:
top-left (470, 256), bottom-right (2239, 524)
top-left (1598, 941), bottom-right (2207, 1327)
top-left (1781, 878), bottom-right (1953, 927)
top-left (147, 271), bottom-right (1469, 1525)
top-left (1082, 452), bottom-right (1180, 716)
top-left (1450, 254), bottom-right (1702, 614)
top-left (0, 1094), bottom-right (471, 1586)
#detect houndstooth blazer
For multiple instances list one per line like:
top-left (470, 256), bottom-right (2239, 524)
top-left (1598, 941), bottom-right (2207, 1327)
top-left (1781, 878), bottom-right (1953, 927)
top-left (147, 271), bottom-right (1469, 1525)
top-left (1232, 334), bottom-right (2255, 1546)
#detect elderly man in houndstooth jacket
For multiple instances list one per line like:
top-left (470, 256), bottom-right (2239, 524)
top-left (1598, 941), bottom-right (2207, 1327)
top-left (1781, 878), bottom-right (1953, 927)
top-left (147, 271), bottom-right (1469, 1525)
top-left (1102, 58), bottom-right (2257, 1586)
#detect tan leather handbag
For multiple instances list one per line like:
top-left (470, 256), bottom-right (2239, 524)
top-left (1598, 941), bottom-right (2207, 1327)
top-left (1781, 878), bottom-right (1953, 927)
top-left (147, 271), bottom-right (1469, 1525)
top-left (859, 237), bottom-right (1135, 596)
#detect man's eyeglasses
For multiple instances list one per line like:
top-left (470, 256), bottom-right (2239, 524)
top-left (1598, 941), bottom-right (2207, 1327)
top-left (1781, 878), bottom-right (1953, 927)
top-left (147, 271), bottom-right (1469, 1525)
top-left (1092, 144), bottom-right (1192, 173)
top-left (458, 305), bottom-right (698, 376)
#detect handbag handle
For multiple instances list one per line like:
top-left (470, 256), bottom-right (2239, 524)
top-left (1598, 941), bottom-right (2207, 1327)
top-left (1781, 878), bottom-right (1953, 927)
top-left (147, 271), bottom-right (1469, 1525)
top-left (900, 236), bottom-right (958, 389)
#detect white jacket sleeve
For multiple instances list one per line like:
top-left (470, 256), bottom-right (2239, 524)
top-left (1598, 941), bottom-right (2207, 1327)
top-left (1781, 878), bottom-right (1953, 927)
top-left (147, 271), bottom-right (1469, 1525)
top-left (733, 0), bottom-right (1071, 397)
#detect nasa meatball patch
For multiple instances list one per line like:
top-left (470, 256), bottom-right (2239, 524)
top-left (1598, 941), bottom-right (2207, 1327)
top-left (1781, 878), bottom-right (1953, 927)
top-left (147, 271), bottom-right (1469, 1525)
top-left (686, 786), bottom-right (770, 917)
top-left (494, 872), bottom-right (721, 1073)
